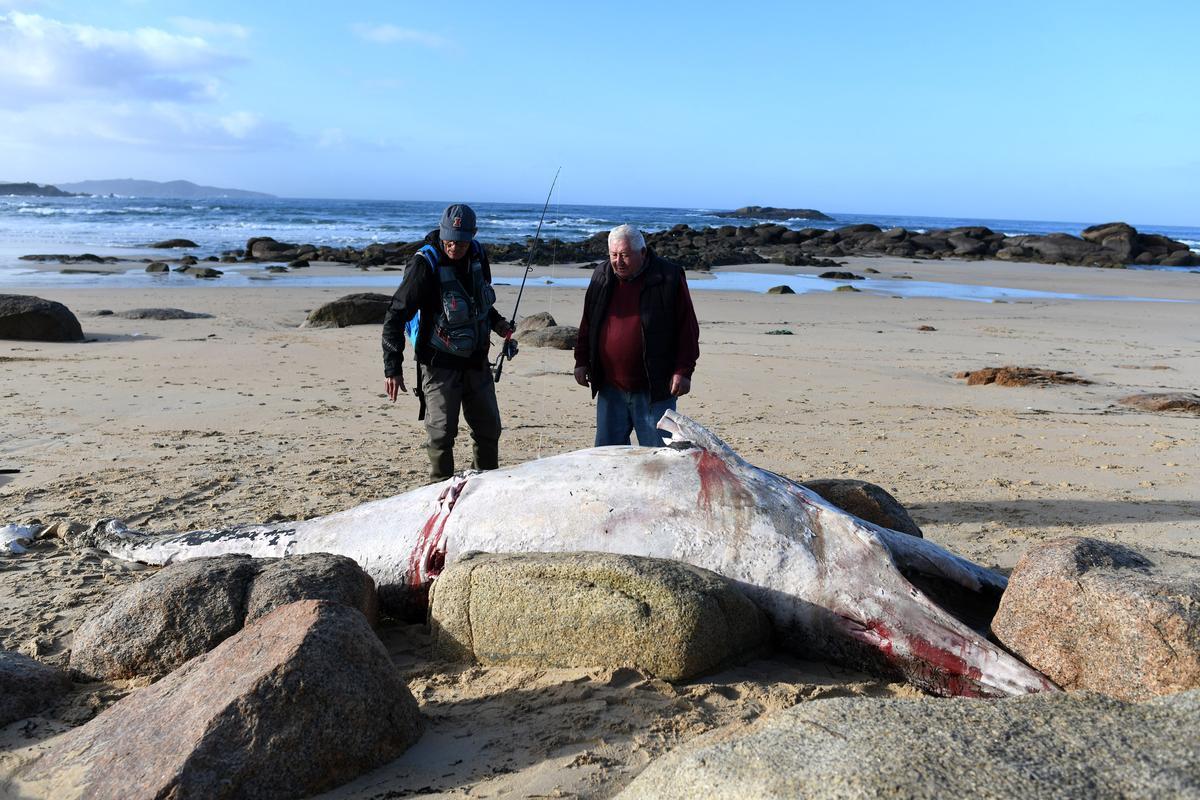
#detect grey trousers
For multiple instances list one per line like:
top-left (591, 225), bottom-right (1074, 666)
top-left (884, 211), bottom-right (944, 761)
top-left (420, 363), bottom-right (502, 480)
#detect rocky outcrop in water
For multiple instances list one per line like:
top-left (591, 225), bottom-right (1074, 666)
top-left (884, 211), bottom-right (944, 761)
top-left (147, 239), bottom-right (198, 249)
top-left (715, 206), bottom-right (834, 221)
top-left (0, 182), bottom-right (78, 197)
top-left (239, 220), bottom-right (1195, 272)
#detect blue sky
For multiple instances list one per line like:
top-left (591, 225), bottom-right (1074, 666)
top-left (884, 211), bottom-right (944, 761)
top-left (1, 0), bottom-right (1197, 224)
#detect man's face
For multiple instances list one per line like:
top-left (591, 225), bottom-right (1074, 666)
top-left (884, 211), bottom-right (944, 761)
top-left (609, 238), bottom-right (645, 280)
top-left (441, 238), bottom-right (471, 260)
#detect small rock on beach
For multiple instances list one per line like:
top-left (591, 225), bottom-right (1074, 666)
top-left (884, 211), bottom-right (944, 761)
top-left (956, 366), bottom-right (1091, 386)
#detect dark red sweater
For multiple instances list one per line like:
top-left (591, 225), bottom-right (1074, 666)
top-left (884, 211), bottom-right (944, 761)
top-left (581, 270), bottom-right (700, 393)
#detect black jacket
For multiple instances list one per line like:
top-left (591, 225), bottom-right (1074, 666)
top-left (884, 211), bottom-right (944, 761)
top-left (381, 230), bottom-right (503, 375)
top-left (576, 249), bottom-right (698, 403)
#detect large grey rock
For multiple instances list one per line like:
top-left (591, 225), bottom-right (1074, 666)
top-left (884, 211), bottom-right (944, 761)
top-left (993, 537), bottom-right (1200, 701)
top-left (801, 478), bottom-right (922, 537)
top-left (1081, 222), bottom-right (1139, 262)
top-left (0, 651), bottom-right (72, 726)
top-left (429, 551), bottom-right (770, 681)
top-left (0, 295), bottom-right (84, 341)
top-left (177, 266), bottom-right (222, 278)
top-left (70, 553), bottom-right (377, 680)
top-left (514, 311), bottom-right (557, 336)
top-left (618, 690), bottom-right (1200, 799)
top-left (516, 324), bottom-right (578, 349)
top-left (245, 236), bottom-right (300, 260)
top-left (301, 292), bottom-right (392, 328)
top-left (8, 601), bottom-right (423, 800)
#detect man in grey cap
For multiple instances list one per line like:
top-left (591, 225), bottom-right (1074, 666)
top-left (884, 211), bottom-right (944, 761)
top-left (382, 203), bottom-right (516, 481)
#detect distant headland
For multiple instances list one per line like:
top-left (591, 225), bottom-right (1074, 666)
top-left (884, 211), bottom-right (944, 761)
top-left (0, 182), bottom-right (80, 197)
top-left (55, 179), bottom-right (276, 200)
top-left (716, 206), bottom-right (834, 221)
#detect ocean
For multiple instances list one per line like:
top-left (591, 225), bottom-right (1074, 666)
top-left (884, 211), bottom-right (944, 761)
top-left (2, 195), bottom-right (1197, 298)
top-left (3, 195), bottom-right (1198, 257)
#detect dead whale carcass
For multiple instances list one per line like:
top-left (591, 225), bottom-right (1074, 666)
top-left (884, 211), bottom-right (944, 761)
top-left (90, 411), bottom-right (1056, 698)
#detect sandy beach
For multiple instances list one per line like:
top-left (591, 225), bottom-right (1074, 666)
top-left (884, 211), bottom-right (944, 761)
top-left (3, 256), bottom-right (1199, 796)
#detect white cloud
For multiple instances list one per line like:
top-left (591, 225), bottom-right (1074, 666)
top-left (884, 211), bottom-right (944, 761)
top-left (170, 16), bottom-right (250, 41)
top-left (0, 101), bottom-right (295, 152)
top-left (0, 12), bottom-right (239, 107)
top-left (350, 22), bottom-right (447, 48)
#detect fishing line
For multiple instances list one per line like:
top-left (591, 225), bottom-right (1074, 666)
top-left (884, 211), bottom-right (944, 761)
top-left (535, 185), bottom-right (565, 459)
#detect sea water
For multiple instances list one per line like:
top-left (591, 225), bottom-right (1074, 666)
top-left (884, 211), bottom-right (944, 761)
top-left (2, 194), bottom-right (1196, 298)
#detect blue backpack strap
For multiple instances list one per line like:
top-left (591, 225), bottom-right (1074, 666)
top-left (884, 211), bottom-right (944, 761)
top-left (404, 245), bottom-right (442, 346)
top-left (418, 244), bottom-right (440, 268)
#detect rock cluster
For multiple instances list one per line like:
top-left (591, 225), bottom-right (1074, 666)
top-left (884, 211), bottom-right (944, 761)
top-left (9, 601), bottom-right (423, 800)
top-left (233, 220), bottom-right (1195, 273)
top-left (70, 553), bottom-right (377, 681)
top-left (509, 311), bottom-right (579, 349)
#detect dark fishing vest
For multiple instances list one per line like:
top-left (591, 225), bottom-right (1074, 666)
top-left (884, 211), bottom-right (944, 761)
top-left (405, 241), bottom-right (496, 358)
top-left (585, 251), bottom-right (681, 402)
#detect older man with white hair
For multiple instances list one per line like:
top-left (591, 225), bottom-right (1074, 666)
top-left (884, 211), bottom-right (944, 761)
top-left (573, 224), bottom-right (700, 446)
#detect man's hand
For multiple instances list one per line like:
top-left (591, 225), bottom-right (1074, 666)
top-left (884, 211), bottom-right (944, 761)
top-left (670, 374), bottom-right (691, 397)
top-left (574, 366), bottom-right (590, 387)
top-left (385, 374), bottom-right (407, 402)
top-left (502, 335), bottom-right (519, 360)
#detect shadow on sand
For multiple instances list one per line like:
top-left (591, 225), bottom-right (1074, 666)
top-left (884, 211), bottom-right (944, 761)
top-left (909, 499), bottom-right (1200, 528)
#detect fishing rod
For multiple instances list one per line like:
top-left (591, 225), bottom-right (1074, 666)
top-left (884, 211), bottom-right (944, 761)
top-left (493, 167), bottom-right (560, 383)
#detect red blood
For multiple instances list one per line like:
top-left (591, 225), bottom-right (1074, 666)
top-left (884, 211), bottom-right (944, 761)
top-left (696, 449), bottom-right (736, 508)
top-left (866, 620), bottom-right (986, 698)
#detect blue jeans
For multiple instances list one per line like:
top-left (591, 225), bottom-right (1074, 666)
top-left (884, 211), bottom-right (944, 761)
top-left (595, 384), bottom-right (677, 447)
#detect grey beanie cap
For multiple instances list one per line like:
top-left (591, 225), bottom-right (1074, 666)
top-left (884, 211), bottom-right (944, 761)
top-left (440, 203), bottom-right (477, 242)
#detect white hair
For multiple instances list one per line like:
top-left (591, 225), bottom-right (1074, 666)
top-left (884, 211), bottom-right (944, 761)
top-left (608, 224), bottom-right (646, 251)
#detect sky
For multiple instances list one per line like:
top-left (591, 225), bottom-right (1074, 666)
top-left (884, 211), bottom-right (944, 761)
top-left (0, 0), bottom-right (1197, 224)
